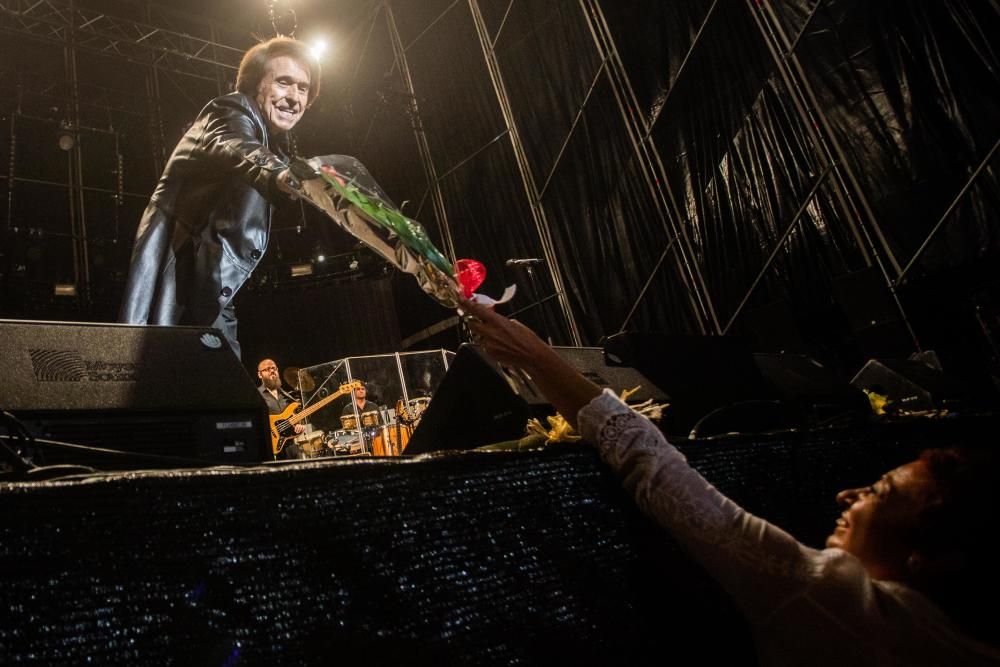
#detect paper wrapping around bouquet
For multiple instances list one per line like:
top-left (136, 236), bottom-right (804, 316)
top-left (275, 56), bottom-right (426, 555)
top-left (290, 155), bottom-right (460, 309)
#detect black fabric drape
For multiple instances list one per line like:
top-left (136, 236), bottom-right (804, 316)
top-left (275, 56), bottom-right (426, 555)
top-left (529, 0), bottom-right (995, 365)
top-left (292, 0), bottom-right (1000, 374)
top-left (773, 0), bottom-right (1000, 272)
top-left (236, 275), bottom-right (402, 375)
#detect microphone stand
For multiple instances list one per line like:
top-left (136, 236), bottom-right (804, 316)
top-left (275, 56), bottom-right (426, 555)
top-left (518, 263), bottom-right (553, 345)
top-left (508, 291), bottom-right (563, 319)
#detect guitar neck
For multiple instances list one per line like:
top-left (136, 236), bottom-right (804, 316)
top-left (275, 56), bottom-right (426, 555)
top-left (290, 388), bottom-right (348, 424)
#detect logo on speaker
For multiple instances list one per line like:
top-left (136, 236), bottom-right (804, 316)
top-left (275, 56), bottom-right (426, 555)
top-left (28, 350), bottom-right (141, 382)
top-left (200, 333), bottom-right (223, 350)
top-left (30, 349), bottom-right (86, 381)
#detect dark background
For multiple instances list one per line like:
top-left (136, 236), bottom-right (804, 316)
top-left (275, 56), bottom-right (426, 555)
top-left (1, 0), bottom-right (998, 391)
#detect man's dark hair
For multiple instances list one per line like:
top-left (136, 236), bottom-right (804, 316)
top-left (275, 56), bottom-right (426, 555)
top-left (236, 36), bottom-right (321, 105)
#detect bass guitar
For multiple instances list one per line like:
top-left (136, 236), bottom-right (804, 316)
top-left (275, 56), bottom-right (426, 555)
top-left (270, 380), bottom-right (362, 456)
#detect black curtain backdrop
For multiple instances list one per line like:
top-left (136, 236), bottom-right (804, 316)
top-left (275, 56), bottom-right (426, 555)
top-left (345, 0), bottom-right (999, 379)
top-left (235, 274), bottom-right (402, 375)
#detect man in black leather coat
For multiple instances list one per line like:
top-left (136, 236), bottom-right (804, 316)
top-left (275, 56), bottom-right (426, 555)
top-left (119, 36), bottom-right (320, 357)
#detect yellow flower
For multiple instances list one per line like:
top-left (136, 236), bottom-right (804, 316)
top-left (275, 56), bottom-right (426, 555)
top-left (863, 389), bottom-right (890, 415)
top-left (524, 386), bottom-right (670, 445)
top-left (526, 414), bottom-right (582, 444)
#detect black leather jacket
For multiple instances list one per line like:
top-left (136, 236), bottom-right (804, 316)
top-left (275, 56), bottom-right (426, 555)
top-left (119, 92), bottom-right (289, 331)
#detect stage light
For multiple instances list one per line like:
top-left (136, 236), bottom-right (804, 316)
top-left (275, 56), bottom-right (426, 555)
top-left (290, 263), bottom-right (313, 277)
top-left (309, 38), bottom-right (328, 60)
top-left (53, 283), bottom-right (77, 296)
top-left (57, 122), bottom-right (76, 151)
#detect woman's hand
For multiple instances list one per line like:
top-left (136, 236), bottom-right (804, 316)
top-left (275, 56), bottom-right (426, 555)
top-left (458, 298), bottom-right (551, 374)
top-left (458, 298), bottom-right (601, 428)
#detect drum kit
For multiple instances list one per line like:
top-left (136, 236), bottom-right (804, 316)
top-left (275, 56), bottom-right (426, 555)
top-left (339, 411), bottom-right (382, 430)
top-left (327, 429), bottom-right (365, 456)
top-left (293, 430), bottom-right (328, 458)
top-left (281, 373), bottom-right (433, 459)
top-left (332, 397), bottom-right (431, 457)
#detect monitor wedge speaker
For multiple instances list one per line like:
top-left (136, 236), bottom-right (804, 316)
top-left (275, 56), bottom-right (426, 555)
top-left (850, 357), bottom-right (970, 413)
top-left (404, 345), bottom-right (667, 455)
top-left (0, 320), bottom-right (268, 469)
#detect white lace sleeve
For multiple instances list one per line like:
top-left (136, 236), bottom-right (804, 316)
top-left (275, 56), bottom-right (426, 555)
top-left (578, 389), bottom-right (830, 620)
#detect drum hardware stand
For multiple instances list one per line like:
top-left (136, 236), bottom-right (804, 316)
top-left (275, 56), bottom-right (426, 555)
top-left (377, 404), bottom-right (392, 455)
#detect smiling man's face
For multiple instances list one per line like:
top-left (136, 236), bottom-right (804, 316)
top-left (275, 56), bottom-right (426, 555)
top-left (254, 55), bottom-right (310, 134)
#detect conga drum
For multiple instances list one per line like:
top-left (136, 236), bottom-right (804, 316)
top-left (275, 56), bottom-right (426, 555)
top-left (390, 423), bottom-right (411, 454)
top-left (371, 424), bottom-right (410, 456)
top-left (370, 427), bottom-right (389, 456)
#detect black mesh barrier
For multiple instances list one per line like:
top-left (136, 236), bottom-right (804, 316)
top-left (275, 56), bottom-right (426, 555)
top-left (2, 415), bottom-right (995, 664)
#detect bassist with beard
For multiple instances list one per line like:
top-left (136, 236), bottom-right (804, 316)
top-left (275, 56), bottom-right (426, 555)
top-left (257, 358), bottom-right (304, 459)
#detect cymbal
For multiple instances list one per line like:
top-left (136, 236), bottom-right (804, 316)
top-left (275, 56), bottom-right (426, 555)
top-left (282, 367), bottom-right (300, 388)
top-left (282, 367), bottom-right (316, 393)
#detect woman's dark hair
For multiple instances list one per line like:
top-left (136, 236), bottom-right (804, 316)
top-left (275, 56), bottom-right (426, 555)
top-left (914, 446), bottom-right (999, 644)
top-left (236, 36), bottom-right (321, 105)
top-left (916, 447), bottom-right (997, 554)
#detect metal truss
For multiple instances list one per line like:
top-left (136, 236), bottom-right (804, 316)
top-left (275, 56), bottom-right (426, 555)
top-left (0, 67), bottom-right (149, 120)
top-left (0, 0), bottom-right (243, 82)
top-left (580, 0), bottom-right (721, 337)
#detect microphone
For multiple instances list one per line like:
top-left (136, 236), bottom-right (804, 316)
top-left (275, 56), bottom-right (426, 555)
top-left (505, 258), bottom-right (544, 267)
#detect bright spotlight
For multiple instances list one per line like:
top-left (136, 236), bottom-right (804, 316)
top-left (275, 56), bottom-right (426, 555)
top-left (309, 38), bottom-right (328, 60)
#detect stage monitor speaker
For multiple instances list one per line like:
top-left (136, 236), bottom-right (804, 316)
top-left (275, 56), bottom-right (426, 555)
top-left (403, 345), bottom-right (530, 455)
top-left (752, 353), bottom-right (870, 424)
top-left (404, 345), bottom-right (667, 455)
top-left (850, 358), bottom-right (970, 413)
top-left (603, 332), bottom-right (776, 436)
top-left (506, 346), bottom-right (669, 407)
top-left (0, 320), bottom-right (268, 468)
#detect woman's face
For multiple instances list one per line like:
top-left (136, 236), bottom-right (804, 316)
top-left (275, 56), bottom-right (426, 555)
top-left (826, 459), bottom-right (939, 580)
